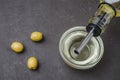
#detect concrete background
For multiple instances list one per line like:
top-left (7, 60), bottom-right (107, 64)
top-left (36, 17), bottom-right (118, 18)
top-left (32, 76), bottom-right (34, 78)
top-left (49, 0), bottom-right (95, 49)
top-left (0, 0), bottom-right (120, 80)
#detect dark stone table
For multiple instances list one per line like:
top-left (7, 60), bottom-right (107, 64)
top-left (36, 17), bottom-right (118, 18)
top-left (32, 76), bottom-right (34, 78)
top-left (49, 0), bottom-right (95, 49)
top-left (0, 0), bottom-right (120, 80)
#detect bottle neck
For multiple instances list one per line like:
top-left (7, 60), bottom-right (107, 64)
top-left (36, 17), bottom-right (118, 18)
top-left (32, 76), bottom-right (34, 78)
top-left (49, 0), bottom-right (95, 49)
top-left (86, 3), bottom-right (115, 37)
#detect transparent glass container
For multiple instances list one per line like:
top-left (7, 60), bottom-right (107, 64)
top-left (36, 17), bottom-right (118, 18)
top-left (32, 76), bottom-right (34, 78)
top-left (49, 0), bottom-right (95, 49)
top-left (59, 26), bottom-right (104, 69)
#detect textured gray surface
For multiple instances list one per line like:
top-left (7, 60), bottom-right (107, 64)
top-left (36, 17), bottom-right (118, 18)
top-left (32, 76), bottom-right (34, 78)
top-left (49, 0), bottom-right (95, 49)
top-left (0, 0), bottom-right (120, 80)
